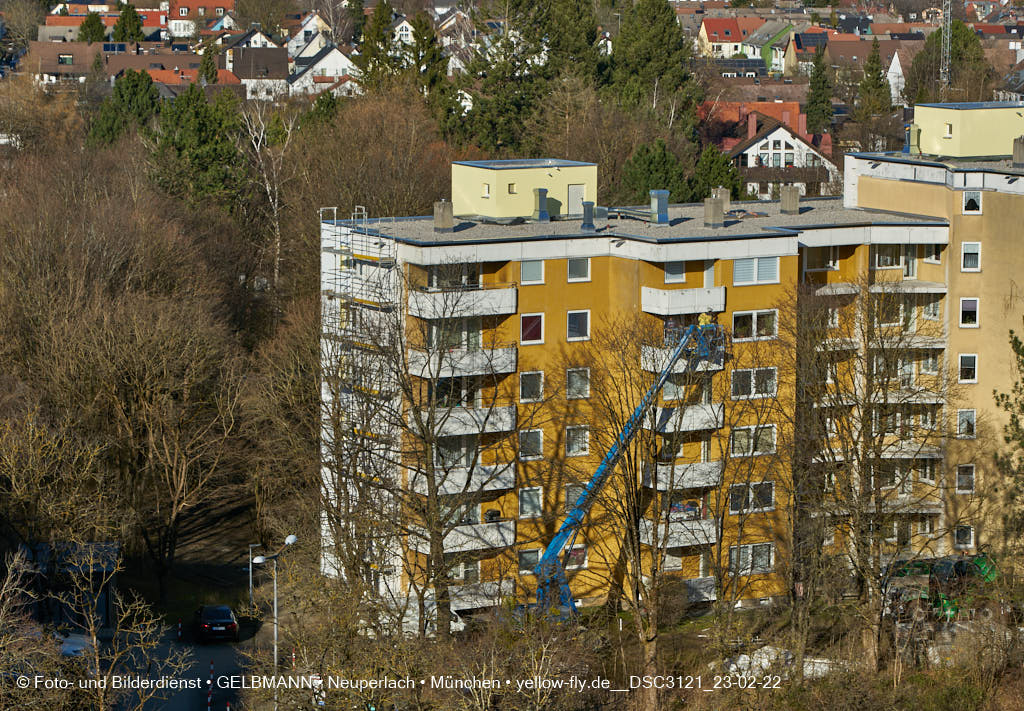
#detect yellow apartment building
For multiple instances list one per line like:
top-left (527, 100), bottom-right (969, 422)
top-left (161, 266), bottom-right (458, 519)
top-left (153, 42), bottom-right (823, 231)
top-left (320, 114), bottom-right (1024, 621)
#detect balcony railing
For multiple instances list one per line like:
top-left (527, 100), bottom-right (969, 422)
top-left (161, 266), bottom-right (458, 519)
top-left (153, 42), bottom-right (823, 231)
top-left (411, 404), bottom-right (517, 437)
top-left (409, 520), bottom-right (516, 554)
top-left (409, 283), bottom-right (518, 319)
top-left (683, 576), bottom-right (717, 603)
top-left (642, 461), bottom-right (725, 490)
top-left (448, 579), bottom-right (515, 611)
top-left (640, 517), bottom-right (719, 547)
top-left (641, 344), bottom-right (724, 374)
top-left (641, 286), bottom-right (726, 316)
top-left (407, 345), bottom-right (517, 378)
top-left (647, 403), bottom-right (724, 433)
top-left (408, 463), bottom-right (515, 495)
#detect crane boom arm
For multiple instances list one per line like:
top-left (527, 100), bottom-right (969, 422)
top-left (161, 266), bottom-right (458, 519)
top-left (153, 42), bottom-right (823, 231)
top-left (534, 324), bottom-right (723, 611)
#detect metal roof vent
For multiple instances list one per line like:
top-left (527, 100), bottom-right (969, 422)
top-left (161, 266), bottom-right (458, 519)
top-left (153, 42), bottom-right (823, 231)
top-left (581, 201), bottom-right (595, 232)
top-left (533, 187), bottom-right (550, 222)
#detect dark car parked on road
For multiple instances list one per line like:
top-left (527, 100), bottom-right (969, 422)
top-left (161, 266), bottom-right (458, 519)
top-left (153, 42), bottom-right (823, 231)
top-left (194, 605), bottom-right (239, 643)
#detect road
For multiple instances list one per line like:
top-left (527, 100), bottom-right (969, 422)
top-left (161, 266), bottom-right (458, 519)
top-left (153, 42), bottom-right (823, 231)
top-left (149, 624), bottom-right (258, 711)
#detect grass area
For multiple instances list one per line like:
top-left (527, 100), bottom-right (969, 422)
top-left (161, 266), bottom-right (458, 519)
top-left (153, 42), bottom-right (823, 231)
top-left (120, 565), bottom-right (251, 627)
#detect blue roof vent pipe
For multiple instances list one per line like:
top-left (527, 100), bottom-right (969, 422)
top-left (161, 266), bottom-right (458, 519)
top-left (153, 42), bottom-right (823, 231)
top-left (581, 201), bottom-right (596, 232)
top-left (650, 190), bottom-right (669, 225)
top-left (533, 188), bottom-right (550, 222)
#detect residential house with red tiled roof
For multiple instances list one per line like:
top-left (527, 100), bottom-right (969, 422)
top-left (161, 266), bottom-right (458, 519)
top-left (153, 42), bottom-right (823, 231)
top-left (698, 18), bottom-right (744, 58)
top-left (168, 0), bottom-right (235, 38)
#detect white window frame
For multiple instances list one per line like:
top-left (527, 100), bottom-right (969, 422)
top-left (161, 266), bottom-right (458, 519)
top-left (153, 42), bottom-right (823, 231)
top-left (565, 483), bottom-right (585, 513)
top-left (664, 260), bottom-right (686, 283)
top-left (733, 256), bottom-right (780, 286)
top-left (804, 245), bottom-right (839, 272)
top-left (962, 190), bottom-right (982, 215)
top-left (481, 182), bottom-right (490, 198)
top-left (508, 182), bottom-right (516, 194)
top-left (956, 464), bottom-right (976, 494)
top-left (959, 298), bottom-right (979, 328)
top-left (957, 409), bottom-right (976, 439)
top-left (827, 306), bottom-right (839, 328)
top-left (917, 458), bottom-right (936, 484)
top-left (922, 296), bottom-right (940, 321)
top-left (732, 309), bottom-right (778, 341)
top-left (958, 354), bottom-right (977, 384)
top-left (873, 244), bottom-right (902, 269)
top-left (728, 481), bottom-right (775, 514)
top-left (944, 122), bottom-right (953, 138)
top-left (565, 426), bottom-right (589, 457)
top-left (961, 242), bottom-right (981, 272)
top-left (923, 244), bottom-right (941, 264)
top-left (518, 549), bottom-right (540, 574)
top-left (731, 367), bottom-right (777, 399)
top-left (178, 6), bottom-right (188, 15)
top-left (954, 524), bottom-right (974, 549)
top-left (920, 351), bottom-right (939, 375)
top-left (518, 429), bottom-right (543, 460)
top-left (519, 371), bottom-right (544, 403)
top-left (566, 309), bottom-right (591, 342)
top-left (520, 260), bottom-right (544, 285)
top-left (565, 544), bottom-right (588, 570)
top-left (729, 542), bottom-right (774, 575)
top-left (566, 257), bottom-right (590, 283)
top-left (919, 516), bottom-right (934, 535)
top-left (518, 486), bottom-right (543, 518)
top-left (520, 313), bottom-right (544, 345)
top-left (730, 425), bottom-right (776, 456)
top-left (566, 367), bottom-right (590, 400)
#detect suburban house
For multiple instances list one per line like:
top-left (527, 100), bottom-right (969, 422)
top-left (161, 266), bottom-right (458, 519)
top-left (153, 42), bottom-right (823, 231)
top-left (727, 112), bottom-right (838, 199)
top-left (284, 11), bottom-right (332, 58)
top-left (39, 11), bottom-right (166, 42)
top-left (287, 45), bottom-right (358, 96)
top-left (741, 20), bottom-right (798, 72)
top-left (168, 0), bottom-right (235, 38)
top-left (390, 15), bottom-right (416, 45)
top-left (219, 46), bottom-right (289, 100)
top-left (698, 18), bottom-right (765, 59)
top-left (217, 27), bottom-right (279, 50)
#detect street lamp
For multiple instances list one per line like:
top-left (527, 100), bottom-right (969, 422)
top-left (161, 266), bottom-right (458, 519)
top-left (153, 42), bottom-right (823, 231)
top-left (253, 534), bottom-right (297, 710)
top-left (248, 543), bottom-right (261, 611)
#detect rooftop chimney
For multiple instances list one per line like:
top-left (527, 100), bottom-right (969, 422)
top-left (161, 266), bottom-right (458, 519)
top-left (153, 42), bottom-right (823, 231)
top-left (533, 188), bottom-right (550, 222)
top-left (581, 201), bottom-right (596, 232)
top-left (780, 185), bottom-right (800, 215)
top-left (650, 189), bottom-right (669, 225)
top-left (782, 110), bottom-right (791, 129)
top-left (704, 197), bottom-right (724, 228)
top-left (433, 199), bottom-right (454, 233)
top-left (748, 111), bottom-right (758, 139)
top-left (712, 186), bottom-right (731, 213)
top-left (1014, 136), bottom-right (1024, 169)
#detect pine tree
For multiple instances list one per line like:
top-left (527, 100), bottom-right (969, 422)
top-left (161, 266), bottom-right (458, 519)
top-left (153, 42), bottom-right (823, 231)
top-left (112, 3), bottom-right (145, 42)
top-left (199, 47), bottom-right (219, 85)
top-left (686, 144), bottom-right (744, 201)
top-left (88, 68), bottom-right (161, 145)
top-left (405, 11), bottom-right (445, 99)
top-left (857, 38), bottom-right (891, 117)
top-left (349, 0), bottom-right (365, 43)
top-left (805, 49), bottom-right (833, 134)
top-left (544, 0), bottom-right (598, 77)
top-left (611, 0), bottom-right (695, 111)
top-left (79, 12), bottom-right (107, 43)
top-left (622, 139), bottom-right (688, 203)
top-left (904, 20), bottom-right (993, 102)
top-left (352, 0), bottom-right (402, 91)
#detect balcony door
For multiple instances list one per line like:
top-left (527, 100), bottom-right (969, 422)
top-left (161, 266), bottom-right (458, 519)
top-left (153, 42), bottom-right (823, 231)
top-left (428, 263), bottom-right (481, 289)
top-left (430, 317), bottom-right (482, 350)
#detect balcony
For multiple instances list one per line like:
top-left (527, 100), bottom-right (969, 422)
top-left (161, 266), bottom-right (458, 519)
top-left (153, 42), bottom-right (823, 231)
top-left (408, 463), bottom-right (515, 496)
top-left (868, 281), bottom-right (947, 295)
top-left (448, 579), bottom-right (516, 611)
top-left (408, 346), bottom-right (517, 378)
top-left (641, 345), bottom-right (724, 374)
top-left (640, 286), bottom-right (726, 316)
top-left (647, 403), bottom-right (724, 433)
top-left (683, 576), bottom-right (717, 603)
top-left (409, 284), bottom-right (517, 319)
top-left (640, 517), bottom-right (719, 547)
top-left (643, 461), bottom-right (725, 490)
top-left (409, 520), bottom-right (516, 554)
top-left (413, 404), bottom-right (517, 437)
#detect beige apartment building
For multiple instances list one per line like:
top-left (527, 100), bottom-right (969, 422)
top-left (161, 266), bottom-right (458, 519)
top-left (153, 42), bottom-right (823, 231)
top-left (320, 107), bottom-right (1024, 621)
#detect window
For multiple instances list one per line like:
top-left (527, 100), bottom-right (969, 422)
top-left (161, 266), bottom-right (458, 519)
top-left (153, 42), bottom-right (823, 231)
top-left (520, 372), bottom-right (543, 402)
top-left (443, 502), bottom-right (479, 525)
top-left (519, 429), bottom-right (543, 459)
top-left (216, 6), bottom-right (224, 15)
top-left (732, 310), bottom-right (777, 340)
top-left (729, 482), bottom-right (774, 514)
top-left (918, 406), bottom-right (937, 431)
top-left (959, 298), bottom-right (979, 328)
top-left (521, 313), bottom-right (544, 344)
top-left (179, 6), bottom-right (188, 15)
top-left (566, 310), bottom-right (590, 341)
top-left (565, 484), bottom-right (585, 513)
top-left (828, 306), bottom-right (840, 328)
top-left (57, 54), bottom-right (74, 65)
top-left (567, 368), bottom-right (590, 399)
top-left (920, 351), bottom-right (939, 375)
top-left (729, 543), bottom-right (773, 575)
top-left (805, 246), bottom-right (839, 271)
top-left (961, 242), bottom-right (981, 271)
top-left (920, 516), bottom-right (934, 535)
top-left (507, 183), bottom-right (516, 194)
top-left (730, 425), bottom-right (776, 456)
top-left (962, 191), bottom-right (982, 214)
top-left (664, 261), bottom-right (686, 283)
top-left (918, 459), bottom-right (936, 484)
top-left (519, 487), bottom-right (542, 518)
top-left (566, 426), bottom-right (589, 456)
top-left (956, 464), bottom-right (975, 493)
top-left (482, 183), bottom-right (490, 198)
top-left (923, 296), bottom-right (940, 321)
top-left (873, 461), bottom-right (898, 489)
top-left (520, 260), bottom-right (543, 285)
top-left (733, 256), bottom-right (779, 285)
top-left (518, 549), bottom-right (540, 574)
top-left (924, 244), bottom-right (941, 264)
top-left (944, 122), bottom-right (953, 138)
top-left (873, 406), bottom-right (901, 436)
top-left (565, 545), bottom-right (588, 569)
top-left (435, 435), bottom-right (477, 469)
top-left (731, 367), bottom-right (777, 398)
top-left (874, 244), bottom-right (901, 269)
top-left (958, 354), bottom-right (977, 383)
top-left (662, 373), bottom-right (687, 401)
top-left (567, 258), bottom-right (590, 282)
top-left (957, 409), bottom-right (976, 439)
top-left (954, 525), bottom-right (974, 549)
top-left (197, 6), bottom-right (205, 14)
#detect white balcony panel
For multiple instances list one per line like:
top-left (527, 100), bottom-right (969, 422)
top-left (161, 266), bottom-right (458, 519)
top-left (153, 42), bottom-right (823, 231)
top-left (640, 517), bottom-right (719, 547)
top-left (409, 287), bottom-right (517, 319)
top-left (868, 281), bottom-right (946, 294)
top-left (641, 345), bottom-right (724, 374)
top-left (408, 346), bottom-right (517, 378)
top-left (410, 520), bottom-right (516, 554)
top-left (641, 286), bottom-right (726, 316)
top-left (448, 579), bottom-right (515, 610)
top-left (648, 403), bottom-right (724, 433)
top-left (416, 405), bottom-right (517, 436)
top-left (684, 576), bottom-right (717, 602)
top-left (409, 464), bottom-right (515, 495)
top-left (643, 461), bottom-right (725, 490)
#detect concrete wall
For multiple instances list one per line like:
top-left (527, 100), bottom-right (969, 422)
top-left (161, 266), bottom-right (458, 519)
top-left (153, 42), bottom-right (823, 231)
top-left (451, 162), bottom-right (598, 218)
top-left (916, 104), bottom-right (1024, 157)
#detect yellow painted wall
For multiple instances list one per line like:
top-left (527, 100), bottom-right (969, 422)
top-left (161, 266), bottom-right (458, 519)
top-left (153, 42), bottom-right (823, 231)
top-left (451, 163), bottom-right (598, 218)
top-left (915, 104), bottom-right (1024, 157)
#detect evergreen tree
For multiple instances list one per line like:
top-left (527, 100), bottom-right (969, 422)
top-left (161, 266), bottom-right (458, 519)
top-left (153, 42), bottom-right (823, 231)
top-left (302, 91), bottom-right (340, 126)
top-left (805, 49), bottom-right (833, 134)
top-left (404, 11), bottom-right (445, 100)
top-left (79, 12), bottom-right (107, 43)
top-left (686, 144), bottom-right (744, 201)
top-left (88, 68), bottom-right (161, 145)
top-left (622, 139), bottom-right (688, 203)
top-left (352, 0), bottom-right (403, 91)
top-left (857, 38), bottom-right (891, 116)
top-left (112, 3), bottom-right (145, 42)
top-left (904, 20), bottom-right (993, 102)
top-left (543, 0), bottom-right (598, 77)
top-left (349, 0), bottom-right (365, 43)
top-left (199, 47), bottom-right (219, 85)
